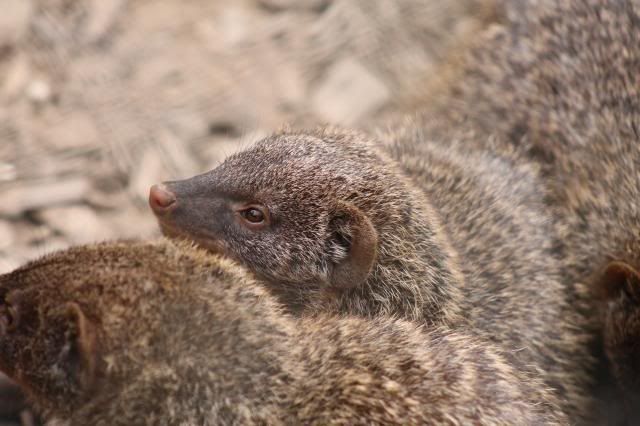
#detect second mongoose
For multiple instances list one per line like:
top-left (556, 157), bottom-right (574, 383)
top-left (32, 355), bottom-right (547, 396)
top-left (0, 240), bottom-right (563, 425)
top-left (396, 0), bottom-right (640, 419)
top-left (410, 0), bottom-right (640, 414)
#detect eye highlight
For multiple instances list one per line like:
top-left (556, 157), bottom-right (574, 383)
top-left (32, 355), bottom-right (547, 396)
top-left (241, 207), bottom-right (264, 223)
top-left (235, 204), bottom-right (270, 230)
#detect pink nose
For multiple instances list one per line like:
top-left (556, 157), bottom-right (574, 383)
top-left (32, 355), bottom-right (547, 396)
top-left (149, 184), bottom-right (176, 215)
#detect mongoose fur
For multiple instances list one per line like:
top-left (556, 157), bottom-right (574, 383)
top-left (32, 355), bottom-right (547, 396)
top-left (0, 240), bottom-right (564, 425)
top-left (145, 0), bottom-right (640, 418)
top-left (150, 126), bottom-right (590, 418)
top-left (400, 0), bottom-right (640, 420)
top-left (407, 0), bottom-right (640, 286)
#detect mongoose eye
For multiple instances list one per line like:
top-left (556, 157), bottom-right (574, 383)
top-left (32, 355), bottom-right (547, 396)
top-left (242, 208), bottom-right (264, 223)
top-left (236, 205), bottom-right (270, 229)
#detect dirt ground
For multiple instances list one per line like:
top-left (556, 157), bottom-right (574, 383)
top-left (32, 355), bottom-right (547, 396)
top-left (0, 0), bottom-right (490, 276)
top-left (0, 0), bottom-right (489, 423)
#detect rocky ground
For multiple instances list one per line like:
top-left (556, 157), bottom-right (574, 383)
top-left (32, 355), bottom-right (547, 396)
top-left (0, 0), bottom-right (489, 276)
top-left (0, 0), bottom-right (489, 423)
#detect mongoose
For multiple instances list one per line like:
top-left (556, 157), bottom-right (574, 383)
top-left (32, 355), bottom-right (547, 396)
top-left (403, 0), bottom-right (640, 287)
top-left (397, 0), bottom-right (640, 421)
top-left (149, 126), bottom-right (591, 418)
top-left (0, 240), bottom-right (565, 425)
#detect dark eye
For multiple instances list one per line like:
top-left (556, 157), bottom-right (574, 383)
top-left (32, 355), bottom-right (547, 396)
top-left (234, 204), bottom-right (270, 230)
top-left (241, 208), bottom-right (264, 223)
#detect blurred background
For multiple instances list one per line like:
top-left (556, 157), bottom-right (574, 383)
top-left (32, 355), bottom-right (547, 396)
top-left (0, 0), bottom-right (492, 423)
top-left (0, 0), bottom-right (493, 276)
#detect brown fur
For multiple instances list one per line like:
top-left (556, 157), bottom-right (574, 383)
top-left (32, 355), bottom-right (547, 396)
top-left (152, 126), bottom-right (589, 417)
top-left (398, 0), bottom-right (640, 420)
top-left (146, 0), bottom-right (640, 419)
top-left (597, 262), bottom-right (640, 417)
top-left (0, 240), bottom-right (564, 425)
top-left (406, 0), bottom-right (640, 284)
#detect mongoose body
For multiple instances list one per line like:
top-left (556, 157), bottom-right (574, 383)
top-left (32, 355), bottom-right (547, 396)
top-left (403, 0), bottom-right (640, 418)
top-left (0, 240), bottom-right (564, 425)
top-left (150, 126), bottom-right (590, 417)
top-left (145, 0), bottom-right (640, 418)
top-left (407, 0), bottom-right (640, 283)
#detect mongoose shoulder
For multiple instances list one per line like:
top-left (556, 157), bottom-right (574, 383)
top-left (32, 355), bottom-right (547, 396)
top-left (150, 126), bottom-right (590, 417)
top-left (0, 240), bottom-right (564, 425)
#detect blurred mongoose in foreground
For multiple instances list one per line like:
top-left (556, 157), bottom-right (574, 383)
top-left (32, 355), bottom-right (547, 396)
top-left (0, 240), bottom-right (564, 425)
top-left (149, 126), bottom-right (591, 418)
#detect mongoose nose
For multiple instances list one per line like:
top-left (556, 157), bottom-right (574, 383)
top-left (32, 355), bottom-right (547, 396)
top-left (149, 184), bottom-right (177, 215)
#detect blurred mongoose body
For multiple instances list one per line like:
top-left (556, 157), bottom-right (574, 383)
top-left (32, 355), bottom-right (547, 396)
top-left (0, 240), bottom-right (564, 425)
top-left (404, 0), bottom-right (640, 417)
top-left (406, 0), bottom-right (640, 284)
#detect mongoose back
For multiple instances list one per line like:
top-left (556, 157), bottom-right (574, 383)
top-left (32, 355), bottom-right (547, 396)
top-left (150, 125), bottom-right (590, 417)
top-left (0, 240), bottom-right (564, 425)
top-left (401, 0), bottom-right (640, 419)
top-left (406, 0), bottom-right (640, 284)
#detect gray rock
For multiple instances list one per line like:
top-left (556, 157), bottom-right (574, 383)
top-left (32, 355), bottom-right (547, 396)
top-left (10, 237), bottom-right (70, 266)
top-left (84, 0), bottom-right (127, 43)
top-left (44, 113), bottom-right (100, 150)
top-left (0, 178), bottom-right (91, 217)
top-left (104, 207), bottom-right (159, 240)
top-left (157, 130), bottom-right (200, 177)
top-left (2, 53), bottom-right (30, 100)
top-left (310, 58), bottom-right (390, 125)
top-left (26, 79), bottom-right (52, 104)
top-left (0, 220), bottom-right (15, 251)
top-left (129, 146), bottom-right (167, 202)
top-left (0, 256), bottom-right (20, 275)
top-left (37, 205), bottom-right (113, 244)
top-left (257, 0), bottom-right (330, 12)
top-left (0, 0), bottom-right (32, 46)
top-left (203, 137), bottom-right (245, 170)
top-left (0, 163), bottom-right (16, 182)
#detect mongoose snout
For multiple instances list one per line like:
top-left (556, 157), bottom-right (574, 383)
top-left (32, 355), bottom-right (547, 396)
top-left (149, 184), bottom-right (177, 216)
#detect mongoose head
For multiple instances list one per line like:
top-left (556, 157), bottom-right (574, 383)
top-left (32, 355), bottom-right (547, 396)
top-left (0, 240), bottom-right (291, 423)
top-left (0, 254), bottom-right (101, 414)
top-left (150, 129), bottom-right (417, 296)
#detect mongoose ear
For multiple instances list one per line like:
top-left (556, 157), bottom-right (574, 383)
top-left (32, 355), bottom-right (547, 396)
top-left (327, 201), bottom-right (378, 289)
top-left (598, 261), bottom-right (640, 302)
top-left (58, 302), bottom-right (99, 392)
